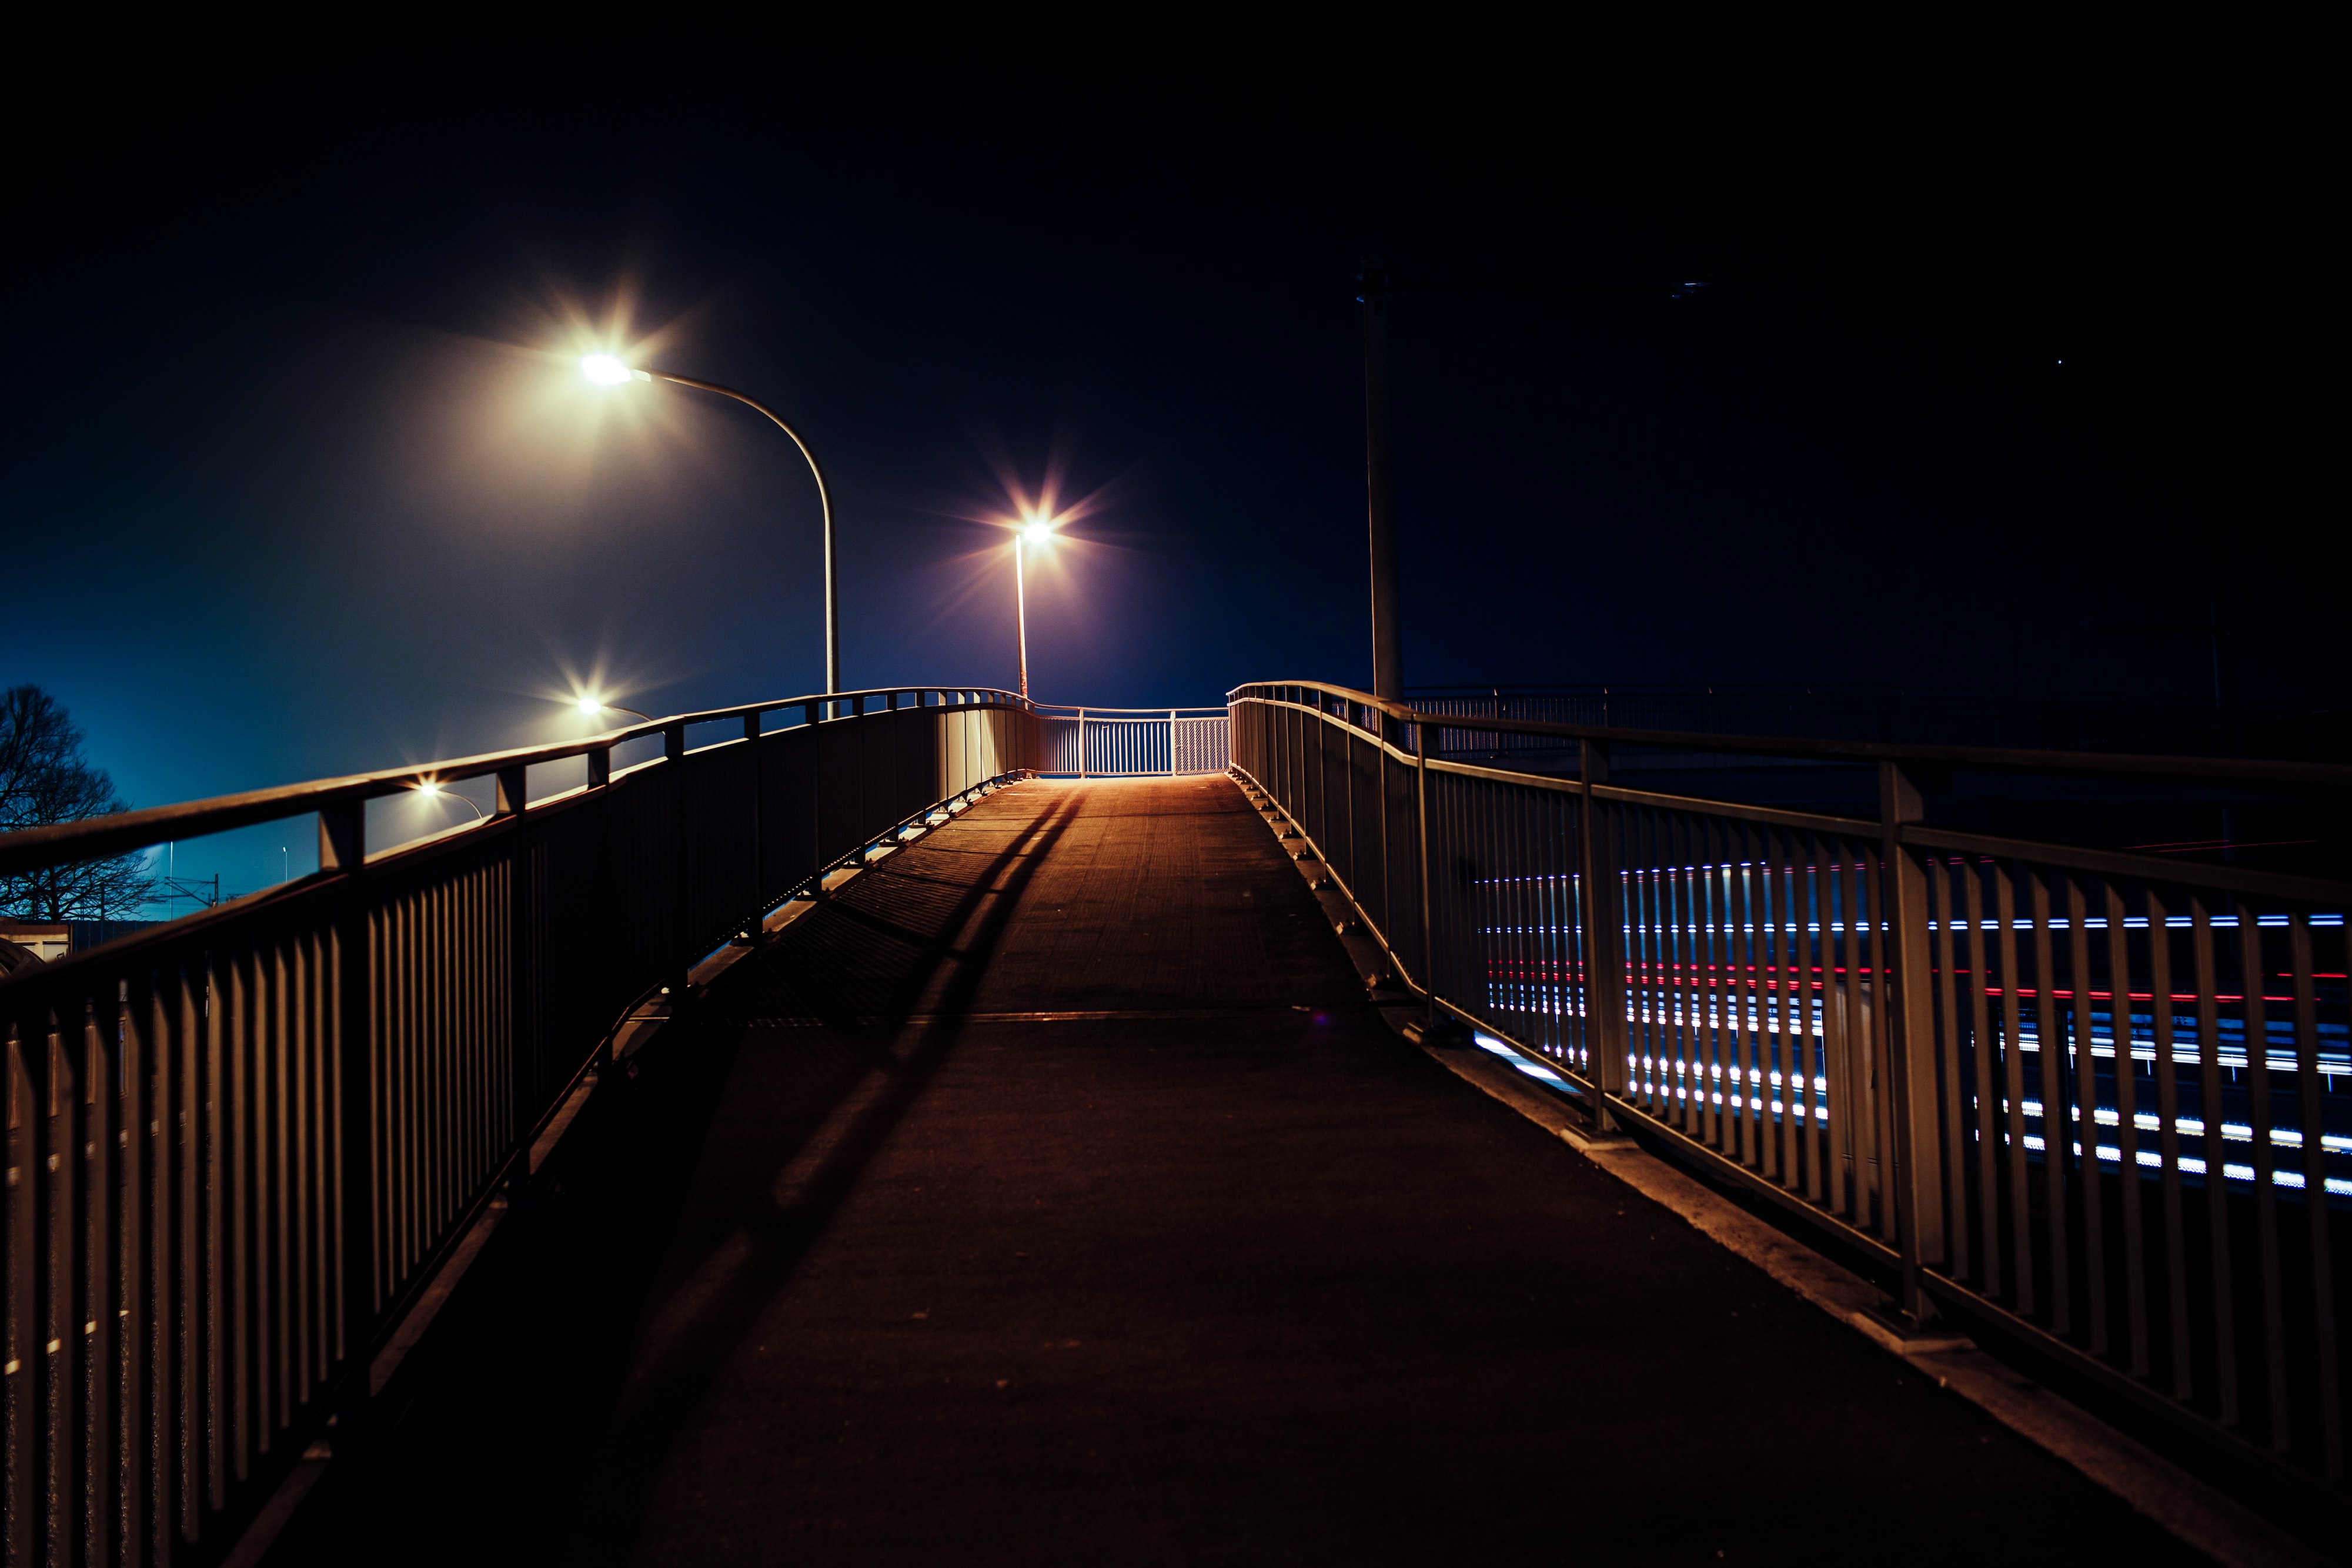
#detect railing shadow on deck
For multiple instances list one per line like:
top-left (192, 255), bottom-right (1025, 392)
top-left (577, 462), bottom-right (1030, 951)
top-left (268, 783), bottom-right (1087, 1566)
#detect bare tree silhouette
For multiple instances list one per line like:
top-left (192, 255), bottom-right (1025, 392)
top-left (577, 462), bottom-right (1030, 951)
top-left (1, 684), bottom-right (157, 920)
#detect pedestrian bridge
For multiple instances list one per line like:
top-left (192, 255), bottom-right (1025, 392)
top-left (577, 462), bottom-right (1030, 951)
top-left (1, 684), bottom-right (2344, 1564)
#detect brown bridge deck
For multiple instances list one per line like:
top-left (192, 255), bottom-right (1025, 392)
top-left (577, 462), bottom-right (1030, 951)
top-left (273, 776), bottom-right (2199, 1566)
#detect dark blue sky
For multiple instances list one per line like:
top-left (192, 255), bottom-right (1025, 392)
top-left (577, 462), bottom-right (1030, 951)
top-left (2, 27), bottom-right (2333, 895)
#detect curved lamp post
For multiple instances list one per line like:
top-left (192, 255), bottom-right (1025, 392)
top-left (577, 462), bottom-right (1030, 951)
top-left (580, 354), bottom-right (842, 695)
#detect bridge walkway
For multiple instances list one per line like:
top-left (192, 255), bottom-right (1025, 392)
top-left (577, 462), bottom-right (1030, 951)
top-left (274, 776), bottom-right (2201, 1567)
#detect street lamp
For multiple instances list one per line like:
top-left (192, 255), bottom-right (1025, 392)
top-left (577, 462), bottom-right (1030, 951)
top-left (577, 354), bottom-right (844, 696)
top-left (574, 694), bottom-right (654, 723)
top-left (1013, 511), bottom-right (1059, 701)
top-left (415, 779), bottom-right (486, 821)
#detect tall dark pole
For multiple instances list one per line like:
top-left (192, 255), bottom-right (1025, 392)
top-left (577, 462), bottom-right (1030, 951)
top-left (1015, 537), bottom-right (1031, 701)
top-left (1361, 265), bottom-right (1403, 701)
top-left (1351, 269), bottom-right (1701, 705)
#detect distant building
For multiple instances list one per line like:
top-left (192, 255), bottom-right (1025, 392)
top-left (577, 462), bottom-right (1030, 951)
top-left (0, 920), bottom-right (69, 964)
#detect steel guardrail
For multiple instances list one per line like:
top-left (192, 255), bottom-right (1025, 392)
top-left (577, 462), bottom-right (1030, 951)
top-left (0, 684), bottom-right (1040, 1564)
top-left (1230, 678), bottom-right (2352, 1503)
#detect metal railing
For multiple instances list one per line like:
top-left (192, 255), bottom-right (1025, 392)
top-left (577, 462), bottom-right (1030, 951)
top-left (0, 685), bottom-right (1040, 1565)
top-left (1231, 678), bottom-right (2352, 1496)
top-left (1408, 683), bottom-right (2344, 761)
top-left (1033, 706), bottom-right (1230, 777)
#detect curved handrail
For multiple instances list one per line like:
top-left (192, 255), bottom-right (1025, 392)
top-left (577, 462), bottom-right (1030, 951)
top-left (1032, 703), bottom-right (1230, 717)
top-left (1228, 678), bottom-right (2352, 790)
top-left (0, 685), bottom-right (1033, 877)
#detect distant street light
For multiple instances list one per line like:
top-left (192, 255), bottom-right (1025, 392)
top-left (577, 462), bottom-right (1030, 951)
top-left (1013, 511), bottom-right (1060, 700)
top-left (575, 695), bottom-right (654, 723)
top-left (577, 355), bottom-right (844, 696)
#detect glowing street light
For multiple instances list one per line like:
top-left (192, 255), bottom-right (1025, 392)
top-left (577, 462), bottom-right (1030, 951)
top-left (574, 353), bottom-right (843, 696)
top-left (1013, 510), bottom-right (1060, 701)
top-left (415, 778), bottom-right (485, 821)
top-left (580, 353), bottom-right (644, 386)
top-left (574, 694), bottom-right (653, 723)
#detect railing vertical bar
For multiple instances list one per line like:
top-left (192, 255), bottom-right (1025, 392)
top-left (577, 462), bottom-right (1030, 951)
top-left (1996, 863), bottom-right (2033, 1315)
top-left (121, 973), bottom-right (152, 1568)
top-left (4, 1021), bottom-right (29, 1568)
top-left (81, 995), bottom-right (112, 1566)
top-left (2104, 880), bottom-right (2150, 1377)
top-left (1499, 779), bottom-right (1518, 1041)
top-left (1880, 763), bottom-right (1942, 1317)
top-left (42, 1007), bottom-right (75, 1566)
top-left (1749, 823), bottom-right (1776, 1173)
top-left (2143, 887), bottom-right (2191, 1398)
top-left (1963, 857), bottom-right (2000, 1298)
top-left (1863, 840), bottom-right (1896, 1245)
top-left (1932, 855), bottom-right (1967, 1272)
top-left (2064, 873), bottom-right (2109, 1354)
top-left (1576, 741), bottom-right (1622, 1129)
top-left (1621, 808), bottom-right (1648, 1109)
top-left (172, 958), bottom-right (199, 1543)
top-left (1770, 825), bottom-right (1800, 1189)
top-left (2029, 870), bottom-right (2070, 1333)
top-left (1785, 825), bottom-right (1812, 1188)
top-left (2239, 898), bottom-right (2288, 1452)
top-left (201, 949), bottom-right (226, 1511)
top-left (1649, 807), bottom-right (1675, 1112)
top-left (429, 878), bottom-right (450, 1275)
top-left (1666, 811), bottom-right (1696, 1135)
top-left (1415, 720), bottom-right (1433, 1011)
top-left (1548, 787), bottom-right (1573, 1066)
top-left (291, 932), bottom-right (315, 1413)
top-left (2287, 913), bottom-right (2343, 1480)
top-left (1702, 815), bottom-right (1728, 1149)
top-left (268, 932), bottom-right (290, 1433)
top-left (1719, 820), bottom-right (1749, 1167)
top-left (1800, 833), bottom-right (1828, 1206)
top-left (1818, 832), bottom-right (1854, 1213)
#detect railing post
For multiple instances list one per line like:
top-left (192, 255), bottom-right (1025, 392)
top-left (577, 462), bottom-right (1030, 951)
top-left (1169, 708), bottom-right (1177, 776)
top-left (666, 723), bottom-right (690, 994)
top-left (316, 799), bottom-right (375, 1402)
top-left (492, 766), bottom-right (532, 1141)
top-left (1577, 740), bottom-right (1626, 1132)
top-left (744, 713), bottom-right (765, 927)
top-left (1415, 717), bottom-right (1434, 1017)
top-left (1879, 760), bottom-right (1945, 1324)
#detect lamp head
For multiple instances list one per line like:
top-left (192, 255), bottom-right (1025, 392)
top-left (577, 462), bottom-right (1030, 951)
top-left (581, 354), bottom-right (636, 386)
top-left (418, 779), bottom-right (442, 798)
top-left (1020, 513), bottom-right (1058, 546)
top-left (577, 696), bottom-right (603, 716)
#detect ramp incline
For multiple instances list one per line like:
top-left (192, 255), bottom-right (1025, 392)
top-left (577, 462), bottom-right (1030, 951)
top-left (276, 776), bottom-right (2203, 1566)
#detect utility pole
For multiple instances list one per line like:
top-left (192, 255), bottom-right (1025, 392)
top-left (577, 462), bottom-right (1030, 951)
top-left (1360, 263), bottom-right (1402, 701)
top-left (1352, 264), bottom-right (1705, 706)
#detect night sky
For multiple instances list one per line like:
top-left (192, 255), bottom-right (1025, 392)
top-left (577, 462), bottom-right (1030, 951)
top-left (2, 28), bottom-right (2333, 894)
